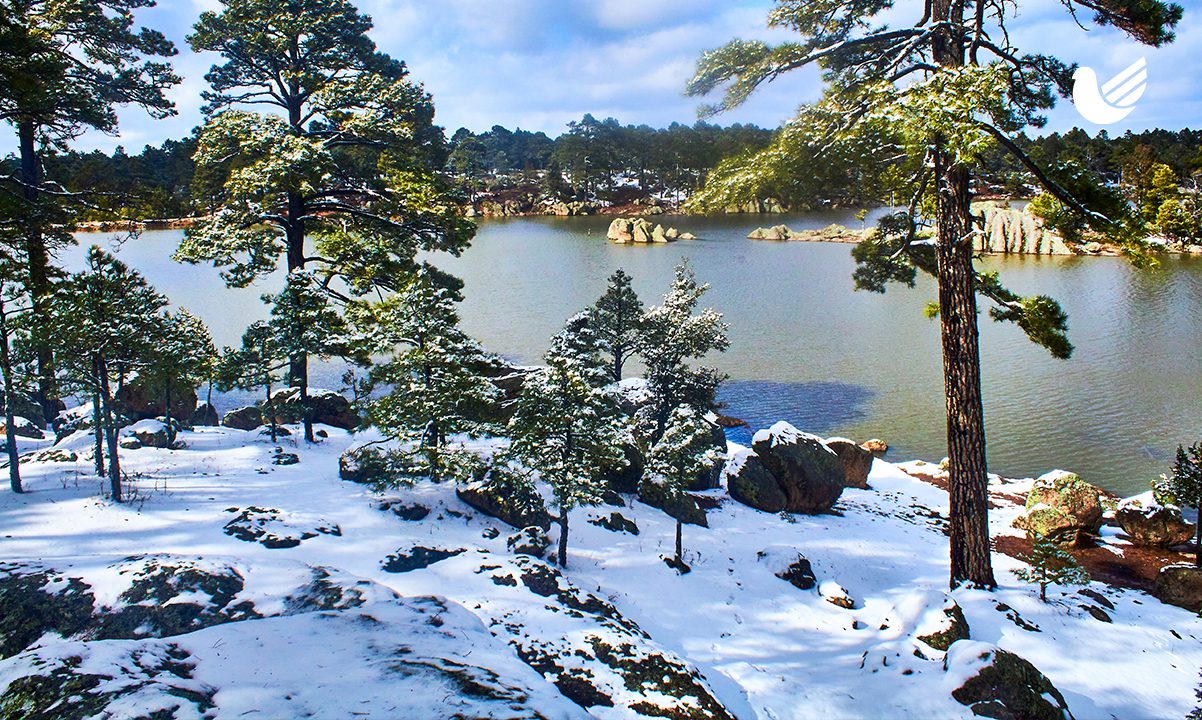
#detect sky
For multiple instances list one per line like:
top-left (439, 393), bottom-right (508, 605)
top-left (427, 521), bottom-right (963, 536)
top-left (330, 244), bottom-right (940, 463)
top-left (29, 0), bottom-right (1202, 152)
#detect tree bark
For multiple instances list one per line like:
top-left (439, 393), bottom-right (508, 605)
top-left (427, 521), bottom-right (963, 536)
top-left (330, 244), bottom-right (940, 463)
top-left (98, 360), bottom-right (122, 502)
top-left (558, 510), bottom-right (570, 568)
top-left (92, 393), bottom-right (105, 478)
top-left (675, 519), bottom-right (683, 565)
top-left (17, 121), bottom-right (57, 424)
top-left (164, 379), bottom-right (174, 447)
top-left (1, 299), bottom-right (22, 494)
top-left (933, 0), bottom-right (996, 590)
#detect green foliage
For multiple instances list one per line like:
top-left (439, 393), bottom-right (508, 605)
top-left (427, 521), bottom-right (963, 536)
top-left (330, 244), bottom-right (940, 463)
top-left (590, 269), bottom-right (645, 383)
top-left (1167, 442), bottom-right (1202, 513)
top-left (644, 405), bottom-right (721, 507)
top-left (358, 270), bottom-right (499, 482)
top-left (215, 321), bottom-right (287, 439)
top-left (637, 262), bottom-right (729, 438)
top-left (1012, 533), bottom-right (1089, 602)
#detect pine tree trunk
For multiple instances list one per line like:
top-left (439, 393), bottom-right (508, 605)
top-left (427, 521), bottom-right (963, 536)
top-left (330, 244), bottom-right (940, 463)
top-left (675, 519), bottom-right (683, 565)
top-left (1195, 517), bottom-right (1201, 568)
top-left (92, 392), bottom-right (104, 478)
top-left (17, 121), bottom-right (57, 425)
top-left (1, 299), bottom-right (22, 494)
top-left (558, 510), bottom-right (570, 568)
top-left (98, 360), bottom-right (122, 502)
top-left (164, 379), bottom-right (174, 447)
top-left (266, 377), bottom-right (277, 444)
top-left (932, 0), bottom-right (996, 591)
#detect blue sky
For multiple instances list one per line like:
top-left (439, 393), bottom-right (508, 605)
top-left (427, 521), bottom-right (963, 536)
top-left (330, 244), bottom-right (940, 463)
top-left (41, 0), bottom-right (1202, 152)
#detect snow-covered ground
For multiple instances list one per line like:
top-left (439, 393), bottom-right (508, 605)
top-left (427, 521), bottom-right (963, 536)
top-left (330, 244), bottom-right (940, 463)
top-left (2, 423), bottom-right (1200, 719)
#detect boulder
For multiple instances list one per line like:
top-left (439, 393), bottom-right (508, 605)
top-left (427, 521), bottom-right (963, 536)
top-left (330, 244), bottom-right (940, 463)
top-left (862, 438), bottom-right (889, 457)
top-left (651, 224), bottom-right (668, 243)
top-left (1152, 564), bottom-right (1202, 613)
top-left (747, 225), bottom-right (795, 241)
top-left (268, 387), bottom-right (358, 430)
top-left (457, 474), bottom-right (552, 530)
top-left (632, 219), bottom-right (653, 243)
top-left (678, 232), bottom-right (697, 240)
top-left (1020, 471), bottom-right (1103, 545)
top-left (1015, 504), bottom-right (1085, 546)
top-left (751, 422), bottom-right (844, 514)
top-left (115, 377), bottom-right (197, 423)
top-left (190, 402), bottom-right (220, 427)
top-left (819, 580), bottom-right (855, 609)
top-left (825, 437), bottom-right (873, 490)
top-left (725, 451), bottom-right (787, 513)
top-left (775, 555), bottom-right (817, 590)
top-left (506, 527), bottom-right (551, 557)
top-left (126, 419), bottom-right (170, 449)
top-left (607, 218), bottom-right (634, 243)
top-left (947, 642), bottom-right (1073, 720)
top-left (1115, 500), bottom-right (1196, 548)
top-left (0, 416), bottom-right (45, 440)
top-left (222, 405), bottom-right (263, 431)
top-left (916, 598), bottom-right (970, 652)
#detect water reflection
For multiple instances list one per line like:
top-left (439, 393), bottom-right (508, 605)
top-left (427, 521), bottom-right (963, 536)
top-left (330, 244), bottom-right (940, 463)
top-left (718, 380), bottom-right (874, 446)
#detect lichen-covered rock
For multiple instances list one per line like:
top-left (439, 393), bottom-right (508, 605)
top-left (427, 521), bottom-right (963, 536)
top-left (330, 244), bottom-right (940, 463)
top-left (457, 474), bottom-right (552, 530)
top-left (1016, 504), bottom-right (1085, 546)
top-left (0, 567), bottom-right (96, 660)
top-left (725, 451), bottom-right (787, 513)
top-left (1116, 499), bottom-right (1196, 547)
top-left (222, 405), bottom-right (262, 430)
top-left (752, 422), bottom-right (844, 513)
top-left (506, 527), bottom-right (551, 557)
top-left (1153, 564), bottom-right (1202, 613)
top-left (1022, 471), bottom-right (1103, 545)
top-left (947, 642), bottom-right (1073, 720)
top-left (917, 597), bottom-right (970, 652)
top-left (825, 437), bottom-right (873, 490)
top-left (223, 507), bottom-right (341, 549)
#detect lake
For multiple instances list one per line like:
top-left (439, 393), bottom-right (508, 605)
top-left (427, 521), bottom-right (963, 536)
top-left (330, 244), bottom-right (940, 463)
top-left (74, 210), bottom-right (1202, 497)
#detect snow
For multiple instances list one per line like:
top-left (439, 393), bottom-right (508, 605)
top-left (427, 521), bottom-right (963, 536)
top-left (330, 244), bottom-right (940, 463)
top-left (2, 420), bottom-right (1201, 719)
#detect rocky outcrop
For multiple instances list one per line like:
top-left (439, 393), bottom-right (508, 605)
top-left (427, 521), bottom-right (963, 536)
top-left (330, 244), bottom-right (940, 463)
top-left (739, 422), bottom-right (844, 514)
top-left (506, 527), bottom-right (551, 557)
top-left (947, 642), bottom-right (1074, 720)
top-left (190, 402), bottom-right (220, 427)
top-left (606, 217), bottom-right (693, 244)
top-left (222, 405), bottom-right (263, 431)
top-left (1015, 471), bottom-right (1103, 546)
top-left (1116, 498), bottom-right (1196, 548)
top-left (0, 390), bottom-right (56, 428)
top-left (115, 378), bottom-right (198, 423)
top-left (544, 201), bottom-right (597, 216)
top-left (268, 388), bottom-right (358, 430)
top-left (457, 474), bottom-right (552, 531)
top-left (126, 419), bottom-right (171, 449)
top-left (1152, 565), bottom-right (1202, 612)
top-left (0, 416), bottom-right (45, 440)
top-left (977, 205), bottom-right (1074, 256)
top-left (724, 198), bottom-right (788, 214)
top-left (916, 597), bottom-right (970, 652)
top-left (747, 224), bottom-right (865, 243)
top-left (825, 437), bottom-right (873, 490)
top-left (725, 451), bottom-right (787, 513)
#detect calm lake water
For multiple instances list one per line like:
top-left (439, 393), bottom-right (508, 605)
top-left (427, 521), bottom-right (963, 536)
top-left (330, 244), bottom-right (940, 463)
top-left (74, 210), bottom-right (1202, 497)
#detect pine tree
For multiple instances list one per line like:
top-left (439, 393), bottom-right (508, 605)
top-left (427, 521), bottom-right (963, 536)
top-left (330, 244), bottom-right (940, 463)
top-left (644, 405), bottom-right (722, 569)
top-left (216, 321), bottom-right (289, 443)
top-left (1012, 533), bottom-right (1089, 602)
top-left (0, 247), bottom-right (32, 493)
top-left (264, 272), bottom-right (349, 441)
top-left (507, 314), bottom-right (631, 567)
top-left (1166, 442), bottom-right (1202, 567)
top-left (591, 269), bottom-right (645, 383)
top-left (638, 261), bottom-right (729, 439)
top-left (686, 0), bottom-right (1181, 590)
top-left (143, 310), bottom-right (216, 447)
top-left (178, 0), bottom-right (474, 444)
top-left (360, 270), bottom-right (499, 482)
top-left (0, 1), bottom-right (178, 420)
top-left (46, 247), bottom-right (168, 502)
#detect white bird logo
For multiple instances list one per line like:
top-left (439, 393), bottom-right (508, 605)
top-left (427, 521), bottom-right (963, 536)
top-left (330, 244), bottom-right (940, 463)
top-left (1072, 57), bottom-right (1147, 125)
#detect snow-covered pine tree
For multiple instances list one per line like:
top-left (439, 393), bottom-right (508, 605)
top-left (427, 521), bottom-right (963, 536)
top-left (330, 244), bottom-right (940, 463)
top-left (46, 247), bottom-right (168, 502)
top-left (508, 313), bottom-right (631, 567)
top-left (266, 272), bottom-right (349, 442)
top-left (0, 247), bottom-right (32, 493)
top-left (590, 269), bottom-right (644, 383)
top-left (638, 261), bottom-right (729, 439)
top-left (644, 405), bottom-right (723, 570)
top-left (360, 270), bottom-right (499, 483)
top-left (216, 321), bottom-right (289, 443)
top-left (1012, 533), bottom-right (1089, 602)
top-left (143, 309), bottom-right (216, 447)
top-left (1166, 442), bottom-right (1202, 566)
top-left (178, 0), bottom-right (473, 444)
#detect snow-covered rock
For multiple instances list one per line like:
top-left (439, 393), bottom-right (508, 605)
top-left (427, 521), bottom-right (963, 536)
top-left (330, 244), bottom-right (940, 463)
top-left (1116, 496), bottom-right (1196, 547)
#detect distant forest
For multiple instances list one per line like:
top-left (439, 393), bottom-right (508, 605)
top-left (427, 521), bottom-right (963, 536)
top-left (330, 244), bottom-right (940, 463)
top-left (15, 117), bottom-right (1202, 221)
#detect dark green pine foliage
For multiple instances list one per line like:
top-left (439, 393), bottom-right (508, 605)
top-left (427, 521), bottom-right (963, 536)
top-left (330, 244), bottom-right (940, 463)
top-left (178, 0), bottom-right (474, 442)
top-left (1166, 442), bottom-right (1202, 567)
top-left (1012, 533), bottom-right (1089, 602)
top-left (637, 261), bottom-right (729, 440)
top-left (644, 405), bottom-right (723, 569)
top-left (45, 247), bottom-right (168, 503)
top-left (590, 269), bottom-right (645, 383)
top-left (361, 270), bottom-right (499, 483)
top-left (142, 310), bottom-right (216, 447)
top-left (507, 313), bottom-right (631, 567)
top-left (0, 0), bottom-right (179, 420)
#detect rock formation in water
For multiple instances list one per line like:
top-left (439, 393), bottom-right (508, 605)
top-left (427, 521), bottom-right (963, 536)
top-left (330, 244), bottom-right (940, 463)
top-left (606, 217), bottom-right (695, 243)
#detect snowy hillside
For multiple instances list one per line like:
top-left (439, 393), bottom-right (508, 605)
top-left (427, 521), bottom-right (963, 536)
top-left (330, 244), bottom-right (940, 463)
top-left (2, 423), bottom-right (1200, 719)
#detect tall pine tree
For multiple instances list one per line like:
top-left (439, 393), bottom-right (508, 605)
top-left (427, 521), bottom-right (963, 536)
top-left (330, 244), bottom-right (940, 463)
top-left (686, 0), bottom-right (1181, 589)
top-left (143, 310), bottom-right (216, 447)
top-left (178, 0), bottom-right (473, 442)
top-left (644, 404), bottom-right (723, 569)
top-left (590, 269), bottom-right (644, 383)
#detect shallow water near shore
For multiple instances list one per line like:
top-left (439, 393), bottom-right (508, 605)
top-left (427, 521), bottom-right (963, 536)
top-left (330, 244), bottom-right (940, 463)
top-left (73, 210), bottom-right (1202, 497)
